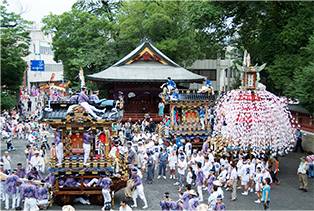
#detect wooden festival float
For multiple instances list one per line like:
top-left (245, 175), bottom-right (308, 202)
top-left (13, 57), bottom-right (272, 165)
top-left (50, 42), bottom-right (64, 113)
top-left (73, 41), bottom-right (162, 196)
top-left (165, 89), bottom-right (215, 148)
top-left (41, 101), bottom-right (128, 205)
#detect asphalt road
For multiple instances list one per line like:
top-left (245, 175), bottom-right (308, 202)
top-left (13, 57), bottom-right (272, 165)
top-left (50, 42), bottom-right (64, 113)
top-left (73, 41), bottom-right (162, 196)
top-left (1, 138), bottom-right (313, 210)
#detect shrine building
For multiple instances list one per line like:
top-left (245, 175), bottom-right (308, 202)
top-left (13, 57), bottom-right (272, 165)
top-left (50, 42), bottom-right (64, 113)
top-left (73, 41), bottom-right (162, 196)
top-left (88, 40), bottom-right (205, 119)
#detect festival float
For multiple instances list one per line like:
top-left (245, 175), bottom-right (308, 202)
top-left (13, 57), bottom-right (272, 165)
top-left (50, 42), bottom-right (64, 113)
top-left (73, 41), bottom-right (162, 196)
top-left (213, 51), bottom-right (295, 155)
top-left (41, 96), bottom-right (128, 205)
top-left (162, 86), bottom-right (215, 147)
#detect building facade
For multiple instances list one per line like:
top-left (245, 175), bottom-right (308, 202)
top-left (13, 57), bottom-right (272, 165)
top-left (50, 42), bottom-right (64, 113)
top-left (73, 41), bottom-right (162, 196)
top-left (24, 25), bottom-right (64, 89)
top-left (188, 58), bottom-right (237, 92)
top-left (88, 40), bottom-right (205, 117)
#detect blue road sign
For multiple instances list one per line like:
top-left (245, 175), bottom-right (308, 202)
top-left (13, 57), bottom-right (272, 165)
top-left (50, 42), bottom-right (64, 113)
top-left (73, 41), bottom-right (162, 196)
top-left (30, 60), bottom-right (45, 71)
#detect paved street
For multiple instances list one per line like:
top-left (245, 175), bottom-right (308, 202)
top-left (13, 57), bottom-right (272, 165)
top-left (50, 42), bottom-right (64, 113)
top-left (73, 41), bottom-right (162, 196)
top-left (1, 138), bottom-right (314, 210)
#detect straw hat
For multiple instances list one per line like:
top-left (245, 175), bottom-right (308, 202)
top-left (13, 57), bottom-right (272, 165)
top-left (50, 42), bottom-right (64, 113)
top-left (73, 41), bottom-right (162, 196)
top-left (213, 180), bottom-right (222, 187)
top-left (189, 189), bottom-right (198, 196)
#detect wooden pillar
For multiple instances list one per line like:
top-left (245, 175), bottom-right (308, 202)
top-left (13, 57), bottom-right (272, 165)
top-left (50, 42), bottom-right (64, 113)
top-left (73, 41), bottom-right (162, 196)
top-left (91, 124), bottom-right (97, 158)
top-left (104, 128), bottom-right (110, 158)
top-left (55, 178), bottom-right (59, 191)
top-left (170, 104), bottom-right (174, 128)
top-left (91, 129), bottom-right (95, 159)
top-left (62, 128), bottom-right (67, 157)
top-left (205, 102), bottom-right (209, 126)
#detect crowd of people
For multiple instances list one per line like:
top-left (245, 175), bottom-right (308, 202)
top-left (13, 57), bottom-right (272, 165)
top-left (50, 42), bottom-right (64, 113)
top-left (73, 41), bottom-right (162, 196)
top-left (116, 129), bottom-right (281, 210)
top-left (0, 85), bottom-right (53, 210)
top-left (109, 118), bottom-right (314, 210)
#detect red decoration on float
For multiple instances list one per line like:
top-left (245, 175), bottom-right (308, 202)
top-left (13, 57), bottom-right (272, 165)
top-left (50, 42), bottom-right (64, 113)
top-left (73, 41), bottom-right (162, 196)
top-left (98, 132), bottom-right (107, 144)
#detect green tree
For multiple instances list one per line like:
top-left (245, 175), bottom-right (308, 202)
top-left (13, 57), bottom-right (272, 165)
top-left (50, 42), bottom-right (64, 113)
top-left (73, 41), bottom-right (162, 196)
top-left (0, 3), bottom-right (30, 91)
top-left (217, 2), bottom-right (314, 93)
top-left (115, 1), bottom-right (220, 67)
top-left (42, 1), bottom-right (225, 83)
top-left (292, 63), bottom-right (314, 113)
top-left (0, 92), bottom-right (17, 110)
top-left (289, 34), bottom-right (314, 113)
top-left (42, 9), bottom-right (118, 85)
top-left (187, 1), bottom-right (230, 59)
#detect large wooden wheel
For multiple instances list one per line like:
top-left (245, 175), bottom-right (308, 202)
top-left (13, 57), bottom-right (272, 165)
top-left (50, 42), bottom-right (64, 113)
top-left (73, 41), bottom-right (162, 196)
top-left (89, 194), bottom-right (103, 205)
top-left (55, 195), bottom-right (72, 206)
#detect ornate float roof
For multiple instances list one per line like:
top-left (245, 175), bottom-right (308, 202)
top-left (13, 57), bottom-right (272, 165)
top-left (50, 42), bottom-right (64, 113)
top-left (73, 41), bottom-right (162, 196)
top-left (41, 101), bottom-right (118, 127)
top-left (88, 41), bottom-right (205, 82)
top-left (168, 89), bottom-right (215, 105)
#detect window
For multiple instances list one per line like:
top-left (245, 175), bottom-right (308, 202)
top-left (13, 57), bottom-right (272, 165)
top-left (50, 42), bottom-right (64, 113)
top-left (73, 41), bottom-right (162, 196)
top-left (190, 69), bottom-right (217, 81)
top-left (39, 46), bottom-right (53, 55)
top-left (45, 64), bottom-right (63, 72)
top-left (229, 68), bottom-right (233, 78)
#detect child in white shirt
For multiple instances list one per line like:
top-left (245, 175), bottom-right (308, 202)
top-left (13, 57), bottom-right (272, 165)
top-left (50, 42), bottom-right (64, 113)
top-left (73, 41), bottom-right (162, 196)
top-left (218, 167), bottom-right (228, 186)
top-left (254, 167), bottom-right (263, 203)
top-left (168, 151), bottom-right (177, 179)
top-left (186, 166), bottom-right (193, 185)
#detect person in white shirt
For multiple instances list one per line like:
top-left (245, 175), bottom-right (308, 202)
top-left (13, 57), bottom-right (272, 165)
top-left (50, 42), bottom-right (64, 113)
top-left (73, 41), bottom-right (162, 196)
top-left (186, 166), bottom-right (193, 185)
top-left (175, 154), bottom-right (187, 191)
top-left (29, 150), bottom-right (45, 173)
top-left (208, 180), bottom-right (224, 209)
top-left (219, 156), bottom-right (227, 167)
top-left (213, 159), bottom-right (221, 174)
top-left (256, 159), bottom-right (265, 171)
top-left (208, 151), bottom-right (215, 164)
top-left (218, 166), bottom-right (228, 186)
top-left (237, 156), bottom-right (243, 170)
top-left (229, 163), bottom-right (238, 201)
top-left (119, 199), bottom-right (132, 211)
top-left (262, 168), bottom-right (272, 184)
top-left (168, 151), bottom-right (177, 179)
top-left (297, 157), bottom-right (309, 192)
top-left (202, 157), bottom-right (213, 182)
top-left (249, 158), bottom-right (256, 192)
top-left (240, 159), bottom-right (250, 195)
top-left (137, 141), bottom-right (147, 172)
top-left (196, 151), bottom-right (204, 166)
top-left (184, 141), bottom-right (192, 159)
top-left (2, 152), bottom-right (11, 173)
top-left (254, 166), bottom-right (263, 203)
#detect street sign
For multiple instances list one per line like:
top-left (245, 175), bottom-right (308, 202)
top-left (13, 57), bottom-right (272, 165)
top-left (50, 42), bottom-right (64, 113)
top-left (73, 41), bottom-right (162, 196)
top-left (30, 60), bottom-right (45, 71)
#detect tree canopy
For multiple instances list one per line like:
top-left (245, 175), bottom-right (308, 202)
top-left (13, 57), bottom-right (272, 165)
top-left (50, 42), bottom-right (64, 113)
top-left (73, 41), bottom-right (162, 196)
top-left (1, 3), bottom-right (30, 91)
top-left (0, 3), bottom-right (30, 110)
top-left (42, 8), bottom-right (118, 87)
top-left (216, 1), bottom-right (314, 112)
top-left (41, 1), bottom-right (314, 112)
top-left (42, 0), bottom-right (225, 84)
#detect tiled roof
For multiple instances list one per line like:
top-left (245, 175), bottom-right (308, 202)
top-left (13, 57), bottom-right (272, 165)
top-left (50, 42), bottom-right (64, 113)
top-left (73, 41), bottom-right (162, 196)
top-left (87, 41), bottom-right (205, 82)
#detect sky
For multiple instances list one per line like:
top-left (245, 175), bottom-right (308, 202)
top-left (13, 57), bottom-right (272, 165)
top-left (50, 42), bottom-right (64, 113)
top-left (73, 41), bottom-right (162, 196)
top-left (6, 0), bottom-right (77, 24)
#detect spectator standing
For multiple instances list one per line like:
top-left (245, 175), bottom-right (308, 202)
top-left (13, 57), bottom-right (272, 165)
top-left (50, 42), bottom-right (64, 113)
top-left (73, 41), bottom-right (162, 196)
top-left (157, 147), bottom-right (168, 179)
top-left (158, 101), bottom-right (165, 117)
top-left (119, 199), bottom-right (132, 211)
top-left (261, 178), bottom-right (271, 210)
top-left (229, 163), bottom-right (238, 201)
top-left (297, 157), bottom-right (308, 192)
top-left (146, 151), bottom-right (155, 184)
top-left (2, 152), bottom-right (11, 173)
top-left (27, 98), bottom-right (32, 112)
top-left (294, 128), bottom-right (304, 153)
top-left (168, 150), bottom-right (177, 179)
